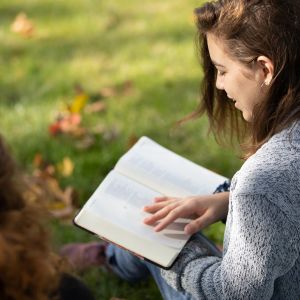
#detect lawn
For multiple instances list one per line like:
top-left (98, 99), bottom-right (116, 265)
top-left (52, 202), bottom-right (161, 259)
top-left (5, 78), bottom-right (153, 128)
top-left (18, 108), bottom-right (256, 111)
top-left (0, 0), bottom-right (242, 299)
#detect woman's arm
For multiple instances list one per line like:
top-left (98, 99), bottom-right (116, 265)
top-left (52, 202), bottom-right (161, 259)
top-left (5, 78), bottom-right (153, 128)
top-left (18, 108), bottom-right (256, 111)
top-left (160, 194), bottom-right (299, 299)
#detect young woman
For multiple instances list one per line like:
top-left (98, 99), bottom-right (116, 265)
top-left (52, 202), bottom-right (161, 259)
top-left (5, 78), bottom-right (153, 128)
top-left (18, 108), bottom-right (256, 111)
top-left (62, 0), bottom-right (300, 298)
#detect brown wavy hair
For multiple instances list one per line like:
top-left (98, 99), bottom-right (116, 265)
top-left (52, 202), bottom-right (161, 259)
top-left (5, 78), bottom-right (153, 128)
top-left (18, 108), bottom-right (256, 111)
top-left (191, 0), bottom-right (300, 156)
top-left (0, 136), bottom-right (62, 300)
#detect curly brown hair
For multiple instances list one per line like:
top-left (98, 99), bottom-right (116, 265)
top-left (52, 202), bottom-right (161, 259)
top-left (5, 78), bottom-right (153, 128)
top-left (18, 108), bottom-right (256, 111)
top-left (192, 0), bottom-right (300, 156)
top-left (0, 136), bottom-right (62, 300)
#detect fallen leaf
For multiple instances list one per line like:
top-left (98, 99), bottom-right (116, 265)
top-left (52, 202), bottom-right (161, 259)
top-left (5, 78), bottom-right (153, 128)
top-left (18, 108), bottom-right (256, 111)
top-left (91, 124), bottom-right (106, 135)
top-left (49, 113), bottom-right (85, 137)
top-left (127, 134), bottom-right (138, 148)
top-left (48, 187), bottom-right (77, 219)
top-left (102, 127), bottom-right (120, 142)
top-left (56, 157), bottom-right (74, 177)
top-left (11, 12), bottom-right (35, 38)
top-left (24, 157), bottom-right (78, 221)
top-left (59, 113), bottom-right (82, 133)
top-left (84, 100), bottom-right (106, 113)
top-left (22, 175), bottom-right (45, 204)
top-left (68, 93), bottom-right (89, 114)
top-left (32, 163), bottom-right (55, 179)
top-left (99, 86), bottom-right (117, 98)
top-left (75, 134), bottom-right (95, 150)
top-left (120, 80), bottom-right (134, 96)
top-left (49, 121), bottom-right (62, 136)
top-left (33, 153), bottom-right (43, 168)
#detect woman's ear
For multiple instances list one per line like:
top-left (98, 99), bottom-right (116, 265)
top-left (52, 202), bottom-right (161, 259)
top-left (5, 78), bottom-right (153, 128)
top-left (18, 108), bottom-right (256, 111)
top-left (256, 55), bottom-right (274, 85)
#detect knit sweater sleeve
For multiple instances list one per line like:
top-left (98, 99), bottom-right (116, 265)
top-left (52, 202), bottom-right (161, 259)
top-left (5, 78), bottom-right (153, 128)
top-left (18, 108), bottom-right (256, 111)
top-left (161, 193), bottom-right (299, 299)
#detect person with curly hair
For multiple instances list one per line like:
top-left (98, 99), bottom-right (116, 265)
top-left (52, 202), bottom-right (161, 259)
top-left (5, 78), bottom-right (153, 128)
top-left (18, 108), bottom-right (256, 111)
top-left (0, 136), bottom-right (95, 300)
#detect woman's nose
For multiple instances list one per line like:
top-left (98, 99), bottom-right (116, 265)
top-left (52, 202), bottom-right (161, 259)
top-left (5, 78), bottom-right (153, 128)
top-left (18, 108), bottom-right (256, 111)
top-left (216, 75), bottom-right (224, 90)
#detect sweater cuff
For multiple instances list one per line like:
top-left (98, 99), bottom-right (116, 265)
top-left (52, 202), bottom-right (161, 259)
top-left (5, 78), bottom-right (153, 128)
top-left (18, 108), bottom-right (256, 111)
top-left (181, 256), bottom-right (221, 298)
top-left (160, 234), bottom-right (212, 291)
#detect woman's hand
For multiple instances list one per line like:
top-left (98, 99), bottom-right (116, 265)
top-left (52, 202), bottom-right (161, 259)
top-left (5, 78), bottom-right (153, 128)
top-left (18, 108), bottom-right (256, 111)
top-left (143, 192), bottom-right (229, 235)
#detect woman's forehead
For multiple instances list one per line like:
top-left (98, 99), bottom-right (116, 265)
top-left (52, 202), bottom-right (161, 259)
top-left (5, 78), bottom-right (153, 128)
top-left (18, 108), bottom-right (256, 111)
top-left (206, 33), bottom-right (233, 65)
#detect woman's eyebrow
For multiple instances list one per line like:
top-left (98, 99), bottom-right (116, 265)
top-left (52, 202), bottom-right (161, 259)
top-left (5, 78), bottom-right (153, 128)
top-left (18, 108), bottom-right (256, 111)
top-left (211, 59), bottom-right (225, 68)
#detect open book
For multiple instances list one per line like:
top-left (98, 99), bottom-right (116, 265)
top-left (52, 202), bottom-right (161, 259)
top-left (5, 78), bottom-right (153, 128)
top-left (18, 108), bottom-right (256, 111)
top-left (74, 136), bottom-right (227, 268)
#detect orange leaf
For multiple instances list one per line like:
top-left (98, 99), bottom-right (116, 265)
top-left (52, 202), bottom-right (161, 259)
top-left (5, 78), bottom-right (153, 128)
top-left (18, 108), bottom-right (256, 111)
top-left (11, 12), bottom-right (35, 38)
top-left (33, 153), bottom-right (43, 168)
top-left (58, 113), bottom-right (82, 134)
top-left (49, 122), bottom-right (62, 136)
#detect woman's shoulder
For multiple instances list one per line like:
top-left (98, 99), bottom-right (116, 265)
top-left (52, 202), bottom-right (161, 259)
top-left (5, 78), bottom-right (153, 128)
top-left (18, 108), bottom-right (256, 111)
top-left (230, 122), bottom-right (300, 220)
top-left (233, 122), bottom-right (299, 192)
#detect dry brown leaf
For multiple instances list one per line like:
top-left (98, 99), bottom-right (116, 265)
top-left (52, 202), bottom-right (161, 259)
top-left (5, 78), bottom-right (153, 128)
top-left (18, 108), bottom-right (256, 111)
top-left (102, 127), bottom-right (120, 142)
top-left (127, 134), bottom-right (138, 148)
top-left (100, 86), bottom-right (117, 98)
top-left (50, 205), bottom-right (74, 219)
top-left (37, 176), bottom-right (77, 219)
top-left (22, 175), bottom-right (45, 204)
top-left (46, 177), bottom-right (66, 200)
top-left (11, 12), bottom-right (35, 38)
top-left (33, 153), bottom-right (43, 168)
top-left (84, 101), bottom-right (106, 113)
top-left (23, 157), bottom-right (78, 221)
top-left (75, 135), bottom-right (95, 150)
top-left (91, 124), bottom-right (106, 135)
top-left (120, 80), bottom-right (134, 96)
top-left (48, 186), bottom-right (77, 219)
top-left (33, 164), bottom-right (56, 179)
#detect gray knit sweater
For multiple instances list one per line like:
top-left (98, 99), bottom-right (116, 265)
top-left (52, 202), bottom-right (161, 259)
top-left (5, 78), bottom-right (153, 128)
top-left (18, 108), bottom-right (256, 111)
top-left (161, 122), bottom-right (300, 299)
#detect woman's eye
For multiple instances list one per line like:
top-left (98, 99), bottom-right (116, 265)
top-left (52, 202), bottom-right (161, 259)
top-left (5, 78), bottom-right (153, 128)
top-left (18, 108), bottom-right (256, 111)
top-left (217, 70), bottom-right (226, 76)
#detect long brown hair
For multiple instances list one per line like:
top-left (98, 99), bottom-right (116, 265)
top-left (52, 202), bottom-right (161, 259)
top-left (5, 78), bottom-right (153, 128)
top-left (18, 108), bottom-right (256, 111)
top-left (0, 136), bottom-right (61, 300)
top-left (192, 0), bottom-right (300, 156)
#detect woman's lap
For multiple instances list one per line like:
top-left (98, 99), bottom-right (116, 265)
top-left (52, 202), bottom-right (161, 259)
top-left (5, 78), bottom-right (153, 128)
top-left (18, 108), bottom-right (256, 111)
top-left (105, 232), bottom-right (221, 300)
top-left (106, 244), bottom-right (193, 300)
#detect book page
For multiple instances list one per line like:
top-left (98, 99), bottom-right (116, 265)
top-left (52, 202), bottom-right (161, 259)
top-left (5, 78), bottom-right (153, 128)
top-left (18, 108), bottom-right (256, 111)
top-left (81, 170), bottom-right (190, 249)
top-left (115, 137), bottom-right (228, 197)
top-left (75, 208), bottom-right (183, 268)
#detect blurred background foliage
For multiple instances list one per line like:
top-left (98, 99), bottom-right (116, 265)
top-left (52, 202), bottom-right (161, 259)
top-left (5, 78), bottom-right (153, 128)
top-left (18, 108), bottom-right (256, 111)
top-left (0, 0), bottom-right (242, 299)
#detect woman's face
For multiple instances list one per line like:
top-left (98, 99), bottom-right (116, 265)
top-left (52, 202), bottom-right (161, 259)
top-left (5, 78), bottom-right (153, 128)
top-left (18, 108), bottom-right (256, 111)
top-left (207, 33), bottom-right (271, 121)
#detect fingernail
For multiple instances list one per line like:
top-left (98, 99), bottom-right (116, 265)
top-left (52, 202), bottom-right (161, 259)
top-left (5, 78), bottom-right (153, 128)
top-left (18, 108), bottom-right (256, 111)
top-left (154, 225), bottom-right (161, 232)
top-left (184, 226), bottom-right (191, 234)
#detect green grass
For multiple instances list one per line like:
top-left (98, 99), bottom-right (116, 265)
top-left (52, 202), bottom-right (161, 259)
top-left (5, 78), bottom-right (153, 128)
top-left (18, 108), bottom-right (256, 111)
top-left (0, 0), bottom-right (242, 298)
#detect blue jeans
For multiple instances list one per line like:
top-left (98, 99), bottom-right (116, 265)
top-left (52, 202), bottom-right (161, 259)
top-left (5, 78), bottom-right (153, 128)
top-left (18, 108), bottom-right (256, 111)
top-left (105, 233), bottom-right (222, 300)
